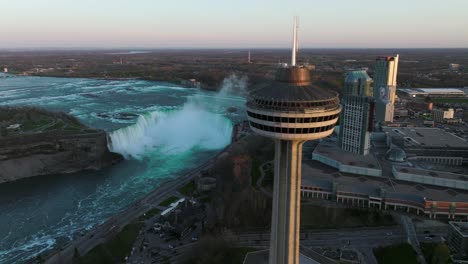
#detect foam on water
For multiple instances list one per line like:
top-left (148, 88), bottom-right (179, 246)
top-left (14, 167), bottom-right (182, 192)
top-left (1, 94), bottom-right (83, 106)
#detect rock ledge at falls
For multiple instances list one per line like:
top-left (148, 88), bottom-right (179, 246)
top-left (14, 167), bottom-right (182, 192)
top-left (0, 107), bottom-right (123, 184)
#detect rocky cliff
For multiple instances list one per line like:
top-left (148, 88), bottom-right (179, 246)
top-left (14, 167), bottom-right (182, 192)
top-left (0, 130), bottom-right (123, 184)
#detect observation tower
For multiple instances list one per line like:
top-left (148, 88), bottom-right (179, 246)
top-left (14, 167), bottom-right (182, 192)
top-left (246, 17), bottom-right (341, 264)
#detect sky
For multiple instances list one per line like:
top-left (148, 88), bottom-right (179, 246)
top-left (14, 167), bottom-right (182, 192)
top-left (0, 0), bottom-right (467, 49)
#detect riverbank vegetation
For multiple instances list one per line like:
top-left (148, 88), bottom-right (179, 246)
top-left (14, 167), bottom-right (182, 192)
top-left (159, 196), bottom-right (180, 207)
top-left (374, 243), bottom-right (418, 264)
top-left (301, 204), bottom-right (395, 229)
top-left (79, 222), bottom-right (144, 264)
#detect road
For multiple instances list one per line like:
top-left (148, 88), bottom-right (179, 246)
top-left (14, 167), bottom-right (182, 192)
top-left (222, 226), bottom-right (445, 264)
top-left (42, 147), bottom-right (228, 264)
top-left (401, 215), bottom-right (427, 264)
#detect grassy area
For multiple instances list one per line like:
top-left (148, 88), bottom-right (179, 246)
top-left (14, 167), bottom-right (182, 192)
top-left (250, 159), bottom-right (261, 187)
top-left (44, 120), bottom-right (65, 131)
top-left (80, 222), bottom-right (144, 264)
top-left (21, 117), bottom-right (53, 131)
top-left (0, 107), bottom-right (88, 137)
top-left (138, 208), bottom-right (161, 221)
top-left (420, 243), bottom-right (451, 264)
top-left (301, 204), bottom-right (395, 229)
top-left (178, 180), bottom-right (197, 196)
top-left (159, 196), bottom-right (180, 207)
top-left (374, 243), bottom-right (418, 264)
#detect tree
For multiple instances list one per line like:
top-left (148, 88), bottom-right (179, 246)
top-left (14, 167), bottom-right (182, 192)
top-left (432, 244), bottom-right (450, 264)
top-left (72, 247), bottom-right (81, 264)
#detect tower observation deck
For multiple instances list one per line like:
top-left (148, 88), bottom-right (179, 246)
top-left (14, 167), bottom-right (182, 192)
top-left (246, 17), bottom-right (341, 264)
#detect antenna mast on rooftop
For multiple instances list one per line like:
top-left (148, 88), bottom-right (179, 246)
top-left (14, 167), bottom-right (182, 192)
top-left (291, 16), bottom-right (299, 67)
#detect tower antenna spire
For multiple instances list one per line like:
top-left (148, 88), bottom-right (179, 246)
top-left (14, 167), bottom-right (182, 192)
top-left (291, 16), bottom-right (299, 67)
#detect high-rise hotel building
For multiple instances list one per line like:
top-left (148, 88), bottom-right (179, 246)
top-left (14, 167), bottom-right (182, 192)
top-left (373, 55), bottom-right (399, 123)
top-left (338, 70), bottom-right (374, 155)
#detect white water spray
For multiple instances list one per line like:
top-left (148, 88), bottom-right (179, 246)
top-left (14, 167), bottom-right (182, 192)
top-left (108, 75), bottom-right (249, 159)
top-left (109, 102), bottom-right (233, 159)
top-left (218, 73), bottom-right (248, 97)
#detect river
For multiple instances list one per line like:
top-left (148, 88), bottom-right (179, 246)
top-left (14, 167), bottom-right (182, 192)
top-left (0, 74), bottom-right (246, 263)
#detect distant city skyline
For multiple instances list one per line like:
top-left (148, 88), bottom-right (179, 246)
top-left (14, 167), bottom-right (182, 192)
top-left (1, 0), bottom-right (467, 49)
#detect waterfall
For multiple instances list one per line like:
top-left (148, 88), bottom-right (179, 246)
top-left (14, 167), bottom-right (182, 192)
top-left (109, 102), bottom-right (233, 159)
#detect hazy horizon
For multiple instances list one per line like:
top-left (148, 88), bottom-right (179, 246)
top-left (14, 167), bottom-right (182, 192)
top-left (1, 0), bottom-right (467, 49)
top-left (2, 47), bottom-right (468, 52)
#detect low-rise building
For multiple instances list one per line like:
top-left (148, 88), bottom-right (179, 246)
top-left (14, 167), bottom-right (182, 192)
top-left (399, 88), bottom-right (465, 98)
top-left (448, 221), bottom-right (468, 256)
top-left (301, 174), bottom-right (468, 220)
top-left (407, 101), bottom-right (433, 111)
top-left (382, 127), bottom-right (468, 164)
top-left (197, 177), bottom-right (216, 192)
top-left (449, 64), bottom-right (461, 71)
top-left (394, 108), bottom-right (409, 118)
top-left (433, 108), bottom-right (455, 123)
top-left (313, 139), bottom-right (382, 177)
top-left (160, 198), bottom-right (204, 239)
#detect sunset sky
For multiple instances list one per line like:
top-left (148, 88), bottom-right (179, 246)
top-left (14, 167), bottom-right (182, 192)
top-left (1, 0), bottom-right (467, 49)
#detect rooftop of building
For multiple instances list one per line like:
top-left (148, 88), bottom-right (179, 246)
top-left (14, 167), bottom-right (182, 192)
top-left (394, 166), bottom-right (468, 182)
top-left (345, 70), bottom-right (372, 83)
top-left (398, 88), bottom-right (465, 95)
top-left (376, 55), bottom-right (398, 61)
top-left (301, 177), bottom-right (334, 190)
top-left (432, 108), bottom-right (454, 112)
top-left (302, 159), bottom-right (468, 203)
top-left (313, 139), bottom-right (381, 169)
top-left (449, 221), bottom-right (468, 237)
top-left (248, 66), bottom-right (340, 113)
top-left (385, 191), bottom-right (426, 204)
top-left (337, 183), bottom-right (382, 198)
top-left (250, 80), bottom-right (339, 103)
top-left (385, 147), bottom-right (407, 162)
top-left (382, 127), bottom-right (468, 148)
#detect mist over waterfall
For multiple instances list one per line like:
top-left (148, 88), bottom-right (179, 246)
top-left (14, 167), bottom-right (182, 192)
top-left (218, 73), bottom-right (248, 97)
top-left (108, 75), bottom-right (248, 159)
top-left (109, 102), bottom-right (233, 159)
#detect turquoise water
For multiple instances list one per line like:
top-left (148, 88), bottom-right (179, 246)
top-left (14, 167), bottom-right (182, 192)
top-left (0, 75), bottom-right (245, 263)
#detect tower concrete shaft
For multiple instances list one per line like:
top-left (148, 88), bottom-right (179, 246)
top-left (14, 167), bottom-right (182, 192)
top-left (269, 139), bottom-right (304, 264)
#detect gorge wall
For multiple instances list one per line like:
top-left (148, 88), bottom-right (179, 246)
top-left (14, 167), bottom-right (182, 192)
top-left (0, 130), bottom-right (122, 184)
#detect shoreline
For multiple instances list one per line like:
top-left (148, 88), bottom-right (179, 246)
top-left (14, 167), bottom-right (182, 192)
top-left (18, 73), bottom-right (217, 91)
top-left (38, 144), bottom-right (231, 264)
